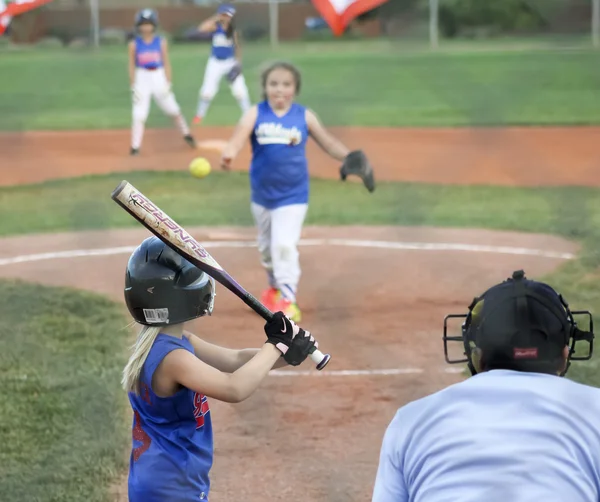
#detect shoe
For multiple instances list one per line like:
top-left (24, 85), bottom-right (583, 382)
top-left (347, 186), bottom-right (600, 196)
top-left (260, 287), bottom-right (281, 311)
top-left (274, 298), bottom-right (302, 323)
top-left (130, 147), bottom-right (140, 156)
top-left (192, 116), bottom-right (202, 125)
top-left (184, 134), bottom-right (196, 149)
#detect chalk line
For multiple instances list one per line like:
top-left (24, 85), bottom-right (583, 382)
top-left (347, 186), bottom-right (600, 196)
top-left (0, 238), bottom-right (575, 267)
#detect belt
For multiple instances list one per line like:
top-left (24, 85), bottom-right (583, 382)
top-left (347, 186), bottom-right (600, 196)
top-left (139, 66), bottom-right (160, 71)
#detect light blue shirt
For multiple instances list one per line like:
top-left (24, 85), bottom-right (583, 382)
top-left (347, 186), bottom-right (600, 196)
top-left (372, 370), bottom-right (600, 502)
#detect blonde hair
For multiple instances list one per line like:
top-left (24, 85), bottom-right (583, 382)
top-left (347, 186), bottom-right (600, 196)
top-left (122, 325), bottom-right (161, 394)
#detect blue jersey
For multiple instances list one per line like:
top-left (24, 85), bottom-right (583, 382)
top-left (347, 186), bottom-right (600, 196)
top-left (372, 370), bottom-right (600, 502)
top-left (134, 35), bottom-right (163, 70)
top-left (249, 101), bottom-right (309, 209)
top-left (128, 334), bottom-right (213, 502)
top-left (211, 24), bottom-right (235, 60)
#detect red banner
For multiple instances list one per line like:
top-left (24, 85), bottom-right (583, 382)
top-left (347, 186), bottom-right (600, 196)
top-left (310, 0), bottom-right (389, 37)
top-left (0, 0), bottom-right (55, 35)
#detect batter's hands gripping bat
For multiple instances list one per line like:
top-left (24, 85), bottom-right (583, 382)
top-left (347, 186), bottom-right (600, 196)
top-left (111, 180), bottom-right (331, 370)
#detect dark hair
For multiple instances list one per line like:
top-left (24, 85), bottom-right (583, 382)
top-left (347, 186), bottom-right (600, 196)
top-left (260, 61), bottom-right (302, 101)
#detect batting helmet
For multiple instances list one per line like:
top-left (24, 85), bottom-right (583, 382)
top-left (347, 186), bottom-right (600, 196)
top-left (135, 8), bottom-right (158, 27)
top-left (124, 236), bottom-right (216, 326)
top-left (443, 270), bottom-right (594, 377)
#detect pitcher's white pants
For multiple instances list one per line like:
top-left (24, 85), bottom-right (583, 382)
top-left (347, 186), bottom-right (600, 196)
top-left (250, 202), bottom-right (308, 303)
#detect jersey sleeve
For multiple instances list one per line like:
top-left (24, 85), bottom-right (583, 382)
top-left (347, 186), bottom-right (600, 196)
top-left (142, 336), bottom-right (194, 392)
top-left (371, 410), bottom-right (409, 502)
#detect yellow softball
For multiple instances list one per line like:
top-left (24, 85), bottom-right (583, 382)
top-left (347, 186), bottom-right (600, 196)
top-left (189, 157), bottom-right (211, 179)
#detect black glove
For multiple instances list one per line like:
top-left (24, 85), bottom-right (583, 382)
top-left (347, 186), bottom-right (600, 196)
top-left (264, 311), bottom-right (297, 355)
top-left (226, 62), bottom-right (242, 83)
top-left (264, 311), bottom-right (317, 366)
top-left (284, 328), bottom-right (318, 366)
top-left (340, 149), bottom-right (375, 192)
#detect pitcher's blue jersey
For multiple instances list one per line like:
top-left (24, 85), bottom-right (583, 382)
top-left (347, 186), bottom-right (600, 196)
top-left (249, 101), bottom-right (309, 209)
top-left (211, 24), bottom-right (235, 60)
top-left (128, 334), bottom-right (213, 502)
top-left (372, 369), bottom-right (600, 502)
top-left (134, 35), bottom-right (163, 69)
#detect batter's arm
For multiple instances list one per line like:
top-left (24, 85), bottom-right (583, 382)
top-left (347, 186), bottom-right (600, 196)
top-left (160, 38), bottom-right (172, 84)
top-left (128, 40), bottom-right (136, 88)
top-left (306, 108), bottom-right (349, 162)
top-left (220, 105), bottom-right (258, 170)
top-left (184, 332), bottom-right (289, 372)
top-left (161, 343), bottom-right (281, 403)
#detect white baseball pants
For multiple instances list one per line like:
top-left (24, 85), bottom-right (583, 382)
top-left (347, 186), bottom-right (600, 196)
top-left (199, 57), bottom-right (250, 102)
top-left (250, 202), bottom-right (308, 303)
top-left (131, 67), bottom-right (189, 149)
top-left (132, 67), bottom-right (182, 120)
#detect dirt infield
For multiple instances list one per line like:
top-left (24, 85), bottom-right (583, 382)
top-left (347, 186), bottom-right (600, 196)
top-left (1, 125), bottom-right (599, 187)
top-left (0, 126), bottom-right (585, 501)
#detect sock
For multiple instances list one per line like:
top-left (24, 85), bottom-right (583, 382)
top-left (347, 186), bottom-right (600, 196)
top-left (196, 98), bottom-right (212, 118)
top-left (131, 120), bottom-right (145, 149)
top-left (280, 284), bottom-right (296, 303)
top-left (173, 114), bottom-right (190, 136)
top-left (237, 95), bottom-right (251, 113)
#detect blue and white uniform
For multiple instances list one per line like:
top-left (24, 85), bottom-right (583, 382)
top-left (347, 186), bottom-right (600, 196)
top-left (372, 369), bottom-right (600, 502)
top-left (195, 5), bottom-right (251, 121)
top-left (128, 333), bottom-right (213, 501)
top-left (249, 100), bottom-right (310, 303)
top-left (131, 33), bottom-right (189, 150)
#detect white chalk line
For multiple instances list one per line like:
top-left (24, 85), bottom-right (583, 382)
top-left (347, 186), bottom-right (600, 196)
top-left (0, 238), bottom-right (575, 267)
top-left (269, 367), bottom-right (465, 377)
top-left (0, 238), bottom-right (562, 379)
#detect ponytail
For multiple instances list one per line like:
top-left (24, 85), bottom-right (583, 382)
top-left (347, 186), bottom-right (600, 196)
top-left (121, 325), bottom-right (161, 394)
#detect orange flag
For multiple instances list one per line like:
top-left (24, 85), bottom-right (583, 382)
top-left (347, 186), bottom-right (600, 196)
top-left (0, 0), bottom-right (55, 35)
top-left (310, 0), bottom-right (389, 36)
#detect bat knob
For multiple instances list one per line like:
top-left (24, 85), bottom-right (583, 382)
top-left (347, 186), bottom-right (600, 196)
top-left (315, 353), bottom-right (331, 371)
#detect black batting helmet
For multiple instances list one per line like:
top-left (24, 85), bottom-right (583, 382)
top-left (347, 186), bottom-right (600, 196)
top-left (124, 236), bottom-right (216, 326)
top-left (135, 8), bottom-right (158, 28)
top-left (443, 270), bottom-right (594, 377)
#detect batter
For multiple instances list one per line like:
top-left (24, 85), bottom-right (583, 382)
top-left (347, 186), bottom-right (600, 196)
top-left (123, 236), bottom-right (318, 501)
top-left (129, 9), bottom-right (196, 155)
top-left (193, 4), bottom-right (251, 125)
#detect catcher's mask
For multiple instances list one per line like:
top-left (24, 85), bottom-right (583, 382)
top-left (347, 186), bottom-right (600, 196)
top-left (124, 236), bottom-right (216, 326)
top-left (443, 270), bottom-right (594, 377)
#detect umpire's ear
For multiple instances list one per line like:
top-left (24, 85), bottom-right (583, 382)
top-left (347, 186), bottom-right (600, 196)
top-left (471, 347), bottom-right (484, 374)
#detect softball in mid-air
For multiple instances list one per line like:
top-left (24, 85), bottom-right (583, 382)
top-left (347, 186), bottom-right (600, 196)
top-left (189, 157), bottom-right (211, 179)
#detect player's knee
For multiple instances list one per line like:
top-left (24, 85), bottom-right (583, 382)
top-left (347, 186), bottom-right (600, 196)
top-left (272, 242), bottom-right (296, 261)
top-left (200, 89), bottom-right (216, 101)
top-left (133, 109), bottom-right (148, 123)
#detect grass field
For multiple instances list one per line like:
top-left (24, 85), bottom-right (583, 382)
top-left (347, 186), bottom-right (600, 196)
top-left (4, 38), bottom-right (600, 501)
top-left (0, 280), bottom-right (130, 501)
top-left (2, 40), bottom-right (600, 130)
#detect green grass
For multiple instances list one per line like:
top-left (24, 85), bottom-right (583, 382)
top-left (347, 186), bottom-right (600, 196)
top-left (2, 39), bottom-right (600, 130)
top-left (0, 279), bottom-right (130, 501)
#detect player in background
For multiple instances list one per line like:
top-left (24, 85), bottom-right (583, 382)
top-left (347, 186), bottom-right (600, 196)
top-left (372, 270), bottom-right (599, 502)
top-left (129, 8), bottom-right (196, 155)
top-left (123, 236), bottom-right (318, 501)
top-left (219, 61), bottom-right (374, 322)
top-left (193, 3), bottom-right (251, 125)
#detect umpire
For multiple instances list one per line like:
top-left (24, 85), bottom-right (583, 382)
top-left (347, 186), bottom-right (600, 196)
top-left (372, 270), bottom-right (598, 502)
